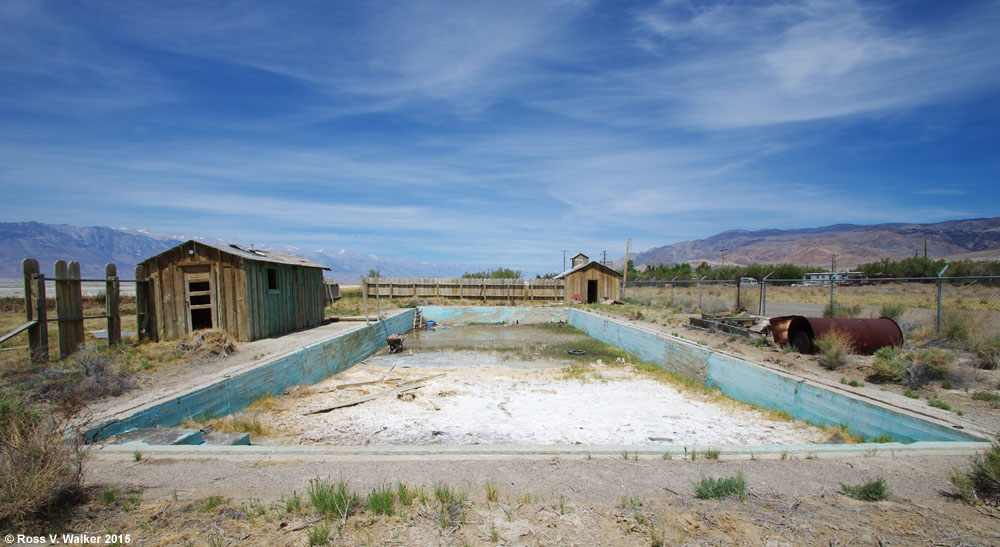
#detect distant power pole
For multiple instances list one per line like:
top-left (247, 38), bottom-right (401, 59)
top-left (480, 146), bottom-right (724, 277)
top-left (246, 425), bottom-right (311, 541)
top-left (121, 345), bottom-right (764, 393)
top-left (719, 248), bottom-right (728, 266)
top-left (562, 250), bottom-right (566, 272)
top-left (602, 250), bottom-right (607, 266)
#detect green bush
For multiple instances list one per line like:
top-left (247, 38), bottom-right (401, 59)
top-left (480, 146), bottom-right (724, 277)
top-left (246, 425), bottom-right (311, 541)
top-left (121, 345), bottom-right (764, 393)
top-left (307, 522), bottom-right (330, 546)
top-left (308, 479), bottom-right (358, 520)
top-left (367, 484), bottom-right (395, 516)
top-left (871, 346), bottom-right (906, 382)
top-left (694, 473), bottom-right (746, 500)
top-left (871, 347), bottom-right (954, 388)
top-left (880, 302), bottom-right (906, 321)
top-left (940, 313), bottom-right (971, 343)
top-left (840, 478), bottom-right (891, 501)
top-left (929, 397), bottom-right (952, 411)
top-left (823, 303), bottom-right (862, 318)
top-left (972, 392), bottom-right (1000, 403)
top-left (972, 337), bottom-right (1000, 370)
top-left (815, 330), bottom-right (853, 370)
top-left (951, 442), bottom-right (1000, 505)
top-left (906, 349), bottom-right (954, 388)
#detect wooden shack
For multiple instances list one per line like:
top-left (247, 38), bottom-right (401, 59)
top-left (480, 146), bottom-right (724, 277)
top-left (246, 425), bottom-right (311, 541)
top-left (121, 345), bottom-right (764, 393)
top-left (136, 240), bottom-right (330, 342)
top-left (555, 253), bottom-right (623, 304)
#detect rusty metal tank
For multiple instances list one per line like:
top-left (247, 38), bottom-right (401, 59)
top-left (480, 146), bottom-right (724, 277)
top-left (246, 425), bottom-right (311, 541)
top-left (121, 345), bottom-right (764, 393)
top-left (768, 316), bottom-right (903, 355)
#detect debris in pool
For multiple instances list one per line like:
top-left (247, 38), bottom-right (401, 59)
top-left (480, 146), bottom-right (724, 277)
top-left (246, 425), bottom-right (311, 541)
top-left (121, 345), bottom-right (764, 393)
top-left (568, 349), bottom-right (587, 355)
top-left (386, 334), bottom-right (406, 353)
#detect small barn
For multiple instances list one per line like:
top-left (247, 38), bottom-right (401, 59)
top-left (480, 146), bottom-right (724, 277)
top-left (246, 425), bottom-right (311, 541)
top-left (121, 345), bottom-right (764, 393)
top-left (555, 253), bottom-right (623, 304)
top-left (136, 240), bottom-right (330, 342)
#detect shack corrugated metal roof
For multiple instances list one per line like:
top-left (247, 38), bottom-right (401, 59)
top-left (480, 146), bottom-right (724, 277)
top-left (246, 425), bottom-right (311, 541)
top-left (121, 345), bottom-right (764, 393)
top-left (554, 261), bottom-right (622, 279)
top-left (145, 240), bottom-right (331, 270)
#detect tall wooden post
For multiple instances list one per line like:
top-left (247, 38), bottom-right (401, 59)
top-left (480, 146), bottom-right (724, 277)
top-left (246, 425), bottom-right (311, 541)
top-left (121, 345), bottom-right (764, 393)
top-left (360, 275), bottom-right (370, 325)
top-left (105, 264), bottom-right (120, 345)
top-left (135, 265), bottom-right (148, 341)
top-left (22, 258), bottom-right (48, 364)
top-left (56, 260), bottom-right (85, 358)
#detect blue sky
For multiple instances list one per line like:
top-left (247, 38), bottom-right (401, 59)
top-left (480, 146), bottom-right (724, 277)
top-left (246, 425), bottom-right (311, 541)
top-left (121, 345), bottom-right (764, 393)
top-left (2, 0), bottom-right (999, 273)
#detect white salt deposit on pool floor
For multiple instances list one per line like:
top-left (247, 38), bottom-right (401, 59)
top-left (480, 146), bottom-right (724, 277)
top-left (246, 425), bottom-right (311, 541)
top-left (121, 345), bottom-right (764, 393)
top-left (267, 351), bottom-right (827, 446)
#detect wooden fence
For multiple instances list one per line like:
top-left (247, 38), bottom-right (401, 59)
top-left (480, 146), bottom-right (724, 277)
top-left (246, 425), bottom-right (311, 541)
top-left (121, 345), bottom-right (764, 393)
top-left (1, 258), bottom-right (127, 365)
top-left (361, 277), bottom-right (565, 301)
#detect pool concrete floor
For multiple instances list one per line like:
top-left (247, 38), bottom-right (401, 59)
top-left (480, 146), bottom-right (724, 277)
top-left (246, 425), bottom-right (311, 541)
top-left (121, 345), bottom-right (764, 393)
top-left (252, 324), bottom-right (828, 447)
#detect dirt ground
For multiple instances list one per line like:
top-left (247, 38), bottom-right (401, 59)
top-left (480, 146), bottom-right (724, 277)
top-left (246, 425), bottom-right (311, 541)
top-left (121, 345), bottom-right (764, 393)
top-left (8, 304), bottom-right (1000, 544)
top-left (64, 451), bottom-right (1000, 545)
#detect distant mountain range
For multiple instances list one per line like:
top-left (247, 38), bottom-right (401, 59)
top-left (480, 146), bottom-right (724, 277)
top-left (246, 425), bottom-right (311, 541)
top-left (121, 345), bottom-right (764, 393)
top-left (0, 221), bottom-right (471, 280)
top-left (4, 217), bottom-right (1000, 281)
top-left (626, 217), bottom-right (1000, 269)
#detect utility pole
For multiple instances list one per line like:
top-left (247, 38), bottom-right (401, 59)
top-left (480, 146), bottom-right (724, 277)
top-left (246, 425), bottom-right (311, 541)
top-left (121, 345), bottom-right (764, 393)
top-left (602, 250), bottom-right (608, 266)
top-left (623, 238), bottom-right (631, 286)
top-left (719, 248), bottom-right (728, 267)
top-left (562, 250), bottom-right (566, 272)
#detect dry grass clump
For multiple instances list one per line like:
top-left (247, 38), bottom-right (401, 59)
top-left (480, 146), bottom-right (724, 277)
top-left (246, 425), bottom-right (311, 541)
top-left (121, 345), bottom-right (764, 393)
top-left (0, 391), bottom-right (85, 527)
top-left (951, 442), bottom-right (1000, 506)
top-left (823, 303), bottom-right (862, 318)
top-left (183, 412), bottom-right (274, 437)
top-left (972, 337), bottom-right (1000, 370)
top-left (871, 346), bottom-right (955, 388)
top-left (34, 346), bottom-right (135, 411)
top-left (814, 330), bottom-right (853, 370)
top-left (177, 330), bottom-right (237, 358)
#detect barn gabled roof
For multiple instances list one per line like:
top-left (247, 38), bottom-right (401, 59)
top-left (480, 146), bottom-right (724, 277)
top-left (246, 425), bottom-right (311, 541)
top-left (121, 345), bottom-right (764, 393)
top-left (554, 260), bottom-right (623, 279)
top-left (144, 240), bottom-right (330, 270)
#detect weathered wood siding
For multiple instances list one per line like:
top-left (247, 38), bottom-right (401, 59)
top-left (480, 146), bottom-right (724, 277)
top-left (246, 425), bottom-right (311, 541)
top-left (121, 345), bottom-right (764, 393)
top-left (363, 278), bottom-right (564, 300)
top-left (243, 261), bottom-right (324, 340)
top-left (138, 241), bottom-right (325, 342)
top-left (561, 264), bottom-right (621, 303)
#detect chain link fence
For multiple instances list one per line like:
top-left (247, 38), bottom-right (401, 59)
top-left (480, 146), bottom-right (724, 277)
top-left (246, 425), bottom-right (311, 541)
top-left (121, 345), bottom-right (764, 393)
top-left (624, 276), bottom-right (1000, 337)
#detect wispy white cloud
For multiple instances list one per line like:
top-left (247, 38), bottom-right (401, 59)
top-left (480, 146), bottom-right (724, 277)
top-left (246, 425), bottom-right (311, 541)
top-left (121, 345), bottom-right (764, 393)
top-left (0, 1), bottom-right (997, 270)
top-left (629, 0), bottom-right (1000, 128)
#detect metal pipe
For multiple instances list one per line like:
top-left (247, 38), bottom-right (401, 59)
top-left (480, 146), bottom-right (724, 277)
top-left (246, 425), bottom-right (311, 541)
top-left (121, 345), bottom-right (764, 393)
top-left (770, 316), bottom-right (903, 355)
top-left (937, 264), bottom-right (949, 332)
top-left (698, 275), bottom-right (706, 311)
top-left (761, 271), bottom-right (774, 316)
top-left (829, 273), bottom-right (835, 316)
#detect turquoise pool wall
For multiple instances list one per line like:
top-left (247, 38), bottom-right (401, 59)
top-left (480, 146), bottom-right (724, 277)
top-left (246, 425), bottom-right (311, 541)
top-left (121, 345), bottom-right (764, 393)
top-left (420, 306), bottom-right (567, 324)
top-left (567, 309), bottom-right (981, 443)
top-left (86, 311), bottom-right (415, 442)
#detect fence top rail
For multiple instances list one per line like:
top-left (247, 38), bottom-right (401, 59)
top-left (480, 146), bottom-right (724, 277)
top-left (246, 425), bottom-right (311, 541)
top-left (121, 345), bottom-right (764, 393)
top-left (630, 275), bottom-right (1000, 284)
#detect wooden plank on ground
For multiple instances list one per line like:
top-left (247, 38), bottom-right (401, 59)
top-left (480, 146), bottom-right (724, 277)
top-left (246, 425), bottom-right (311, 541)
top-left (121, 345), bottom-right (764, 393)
top-left (305, 383), bottom-right (427, 414)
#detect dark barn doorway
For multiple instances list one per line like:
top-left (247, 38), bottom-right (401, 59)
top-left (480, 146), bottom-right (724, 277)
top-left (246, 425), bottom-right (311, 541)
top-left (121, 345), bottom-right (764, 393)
top-left (587, 279), bottom-right (598, 303)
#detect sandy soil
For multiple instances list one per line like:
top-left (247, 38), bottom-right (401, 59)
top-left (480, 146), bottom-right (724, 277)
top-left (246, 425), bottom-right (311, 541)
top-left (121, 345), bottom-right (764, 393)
top-left (67, 451), bottom-right (1000, 545)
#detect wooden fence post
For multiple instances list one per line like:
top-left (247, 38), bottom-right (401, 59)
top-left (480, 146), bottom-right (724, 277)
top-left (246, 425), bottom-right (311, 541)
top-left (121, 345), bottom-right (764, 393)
top-left (105, 264), bottom-right (120, 345)
top-left (22, 258), bottom-right (48, 364)
top-left (135, 265), bottom-right (148, 341)
top-left (360, 276), bottom-right (370, 324)
top-left (55, 260), bottom-right (85, 358)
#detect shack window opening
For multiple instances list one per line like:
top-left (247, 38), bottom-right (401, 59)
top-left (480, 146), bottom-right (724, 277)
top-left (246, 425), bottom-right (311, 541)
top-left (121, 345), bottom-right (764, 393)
top-left (267, 268), bottom-right (278, 291)
top-left (188, 281), bottom-right (210, 292)
top-left (191, 308), bottom-right (212, 330)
